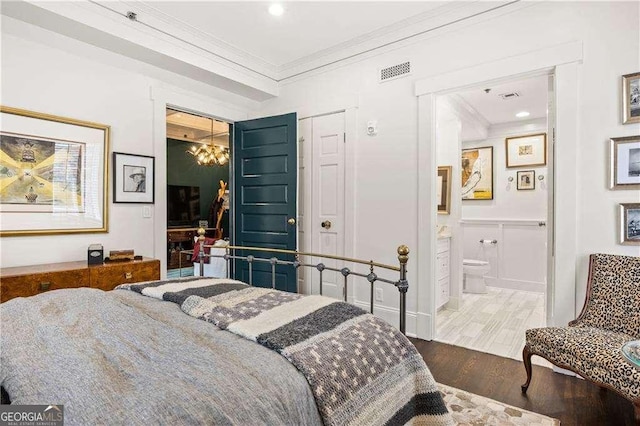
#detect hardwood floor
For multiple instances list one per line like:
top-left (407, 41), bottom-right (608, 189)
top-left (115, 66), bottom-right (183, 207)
top-left (412, 339), bottom-right (637, 426)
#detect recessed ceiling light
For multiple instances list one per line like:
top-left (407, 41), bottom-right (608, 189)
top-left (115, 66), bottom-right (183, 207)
top-left (269, 4), bottom-right (284, 16)
top-left (516, 111), bottom-right (530, 118)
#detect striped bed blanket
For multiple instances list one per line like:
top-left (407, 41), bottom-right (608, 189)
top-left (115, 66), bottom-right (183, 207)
top-left (118, 277), bottom-right (453, 426)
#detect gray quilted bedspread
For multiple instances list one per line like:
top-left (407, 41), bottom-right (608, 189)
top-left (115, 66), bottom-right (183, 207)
top-left (0, 288), bottom-right (323, 425)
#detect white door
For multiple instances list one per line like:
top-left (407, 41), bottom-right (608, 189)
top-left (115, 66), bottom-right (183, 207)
top-left (297, 112), bottom-right (346, 298)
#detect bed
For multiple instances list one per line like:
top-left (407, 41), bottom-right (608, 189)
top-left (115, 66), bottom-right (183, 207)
top-left (0, 242), bottom-right (453, 425)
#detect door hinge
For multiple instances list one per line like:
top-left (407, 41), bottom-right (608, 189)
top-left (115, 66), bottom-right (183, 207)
top-left (343, 133), bottom-right (346, 143)
top-left (552, 128), bottom-right (556, 143)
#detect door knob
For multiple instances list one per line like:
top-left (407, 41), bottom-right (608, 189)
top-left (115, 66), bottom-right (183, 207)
top-left (288, 217), bottom-right (296, 225)
top-left (321, 220), bottom-right (332, 229)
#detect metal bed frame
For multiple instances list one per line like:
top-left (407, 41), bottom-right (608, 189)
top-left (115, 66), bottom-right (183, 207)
top-left (180, 229), bottom-right (411, 334)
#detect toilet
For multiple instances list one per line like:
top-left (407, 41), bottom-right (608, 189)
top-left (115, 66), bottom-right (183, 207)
top-left (463, 259), bottom-right (490, 293)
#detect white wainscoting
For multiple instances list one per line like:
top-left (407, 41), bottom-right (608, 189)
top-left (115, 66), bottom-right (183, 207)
top-left (461, 219), bottom-right (547, 293)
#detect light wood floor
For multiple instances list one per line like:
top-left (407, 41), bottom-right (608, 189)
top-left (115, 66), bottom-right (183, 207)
top-left (436, 286), bottom-right (552, 367)
top-left (413, 339), bottom-right (637, 426)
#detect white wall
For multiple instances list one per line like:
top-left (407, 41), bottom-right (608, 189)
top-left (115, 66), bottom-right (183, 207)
top-left (0, 17), bottom-right (255, 268)
top-left (257, 2), bottom-right (640, 324)
top-left (462, 119), bottom-right (548, 220)
top-left (459, 119), bottom-right (548, 292)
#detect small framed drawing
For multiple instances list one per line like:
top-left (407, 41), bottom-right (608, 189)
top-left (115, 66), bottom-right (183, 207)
top-left (113, 152), bottom-right (154, 203)
top-left (619, 203), bottom-right (640, 245)
top-left (437, 166), bottom-right (452, 214)
top-left (610, 135), bottom-right (640, 190)
top-left (516, 170), bottom-right (535, 190)
top-left (462, 146), bottom-right (493, 200)
top-left (505, 133), bottom-right (547, 168)
top-left (622, 72), bottom-right (640, 124)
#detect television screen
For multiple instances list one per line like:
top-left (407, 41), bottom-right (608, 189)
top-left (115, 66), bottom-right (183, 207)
top-left (167, 185), bottom-right (201, 227)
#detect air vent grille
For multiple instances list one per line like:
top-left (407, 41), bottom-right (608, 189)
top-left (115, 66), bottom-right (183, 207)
top-left (499, 92), bottom-right (520, 100)
top-left (380, 61), bottom-right (411, 82)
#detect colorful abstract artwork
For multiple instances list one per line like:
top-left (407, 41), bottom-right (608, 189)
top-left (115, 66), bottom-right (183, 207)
top-left (0, 133), bottom-right (85, 212)
top-left (461, 146), bottom-right (493, 200)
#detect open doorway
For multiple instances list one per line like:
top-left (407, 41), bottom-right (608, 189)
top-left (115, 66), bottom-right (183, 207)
top-left (434, 74), bottom-right (551, 362)
top-left (165, 108), bottom-right (231, 278)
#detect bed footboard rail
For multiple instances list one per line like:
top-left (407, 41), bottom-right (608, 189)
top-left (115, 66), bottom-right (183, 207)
top-left (183, 231), bottom-right (410, 334)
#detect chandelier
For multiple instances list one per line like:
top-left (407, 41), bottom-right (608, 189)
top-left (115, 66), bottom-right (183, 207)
top-left (187, 144), bottom-right (229, 166)
top-left (186, 117), bottom-right (230, 166)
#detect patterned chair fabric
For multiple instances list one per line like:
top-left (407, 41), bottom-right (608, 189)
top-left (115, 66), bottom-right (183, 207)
top-left (522, 254), bottom-right (640, 415)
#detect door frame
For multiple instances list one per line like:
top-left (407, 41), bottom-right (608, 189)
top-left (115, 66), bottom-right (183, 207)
top-left (414, 41), bottom-right (583, 340)
top-left (151, 86), bottom-right (248, 278)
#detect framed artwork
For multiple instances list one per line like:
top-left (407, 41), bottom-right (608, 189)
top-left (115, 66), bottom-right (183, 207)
top-left (622, 72), bottom-right (640, 124)
top-left (505, 133), bottom-right (547, 168)
top-left (516, 170), bottom-right (535, 190)
top-left (610, 135), bottom-right (640, 190)
top-left (0, 106), bottom-right (109, 236)
top-left (113, 152), bottom-right (155, 204)
top-left (462, 146), bottom-right (493, 200)
top-left (437, 166), bottom-right (452, 214)
top-left (619, 203), bottom-right (640, 245)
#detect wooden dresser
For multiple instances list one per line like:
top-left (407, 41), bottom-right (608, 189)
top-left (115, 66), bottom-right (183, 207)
top-left (0, 258), bottom-right (160, 303)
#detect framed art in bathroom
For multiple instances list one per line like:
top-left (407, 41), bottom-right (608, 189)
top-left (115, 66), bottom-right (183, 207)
top-left (462, 146), bottom-right (493, 200)
top-left (619, 203), bottom-right (640, 245)
top-left (622, 71), bottom-right (640, 124)
top-left (516, 170), bottom-right (535, 190)
top-left (437, 166), bottom-right (452, 214)
top-left (0, 105), bottom-right (110, 237)
top-left (505, 133), bottom-right (546, 168)
top-left (610, 135), bottom-right (640, 190)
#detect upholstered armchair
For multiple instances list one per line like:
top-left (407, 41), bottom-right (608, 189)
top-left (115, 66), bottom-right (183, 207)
top-left (521, 253), bottom-right (640, 422)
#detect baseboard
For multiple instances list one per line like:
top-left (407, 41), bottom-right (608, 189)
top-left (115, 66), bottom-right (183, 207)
top-left (484, 277), bottom-right (545, 293)
top-left (353, 300), bottom-right (418, 336)
top-left (553, 366), bottom-right (578, 377)
top-left (444, 296), bottom-right (461, 311)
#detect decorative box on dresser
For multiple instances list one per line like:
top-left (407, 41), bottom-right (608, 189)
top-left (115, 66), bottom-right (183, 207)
top-left (436, 237), bottom-right (451, 309)
top-left (0, 258), bottom-right (160, 303)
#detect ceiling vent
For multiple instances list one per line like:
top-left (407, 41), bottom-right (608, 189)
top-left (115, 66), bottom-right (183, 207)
top-left (498, 92), bottom-right (520, 100)
top-left (379, 61), bottom-right (411, 83)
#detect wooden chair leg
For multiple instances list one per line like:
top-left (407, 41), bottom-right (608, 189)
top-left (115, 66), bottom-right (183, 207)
top-left (521, 345), bottom-right (534, 393)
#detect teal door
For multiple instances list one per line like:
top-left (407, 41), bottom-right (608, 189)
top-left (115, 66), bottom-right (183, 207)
top-left (233, 113), bottom-right (297, 292)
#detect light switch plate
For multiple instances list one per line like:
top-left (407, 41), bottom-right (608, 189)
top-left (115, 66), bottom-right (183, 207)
top-left (142, 206), bottom-right (152, 218)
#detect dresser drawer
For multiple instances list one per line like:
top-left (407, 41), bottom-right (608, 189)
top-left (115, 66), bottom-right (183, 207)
top-left (437, 276), bottom-right (450, 308)
top-left (90, 260), bottom-right (160, 291)
top-left (168, 230), bottom-right (195, 243)
top-left (436, 253), bottom-right (450, 279)
top-left (0, 269), bottom-right (90, 303)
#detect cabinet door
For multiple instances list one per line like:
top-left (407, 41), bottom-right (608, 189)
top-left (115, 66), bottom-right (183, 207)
top-left (90, 260), bottom-right (160, 291)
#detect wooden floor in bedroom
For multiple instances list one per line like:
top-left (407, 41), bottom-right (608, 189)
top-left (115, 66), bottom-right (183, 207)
top-left (412, 339), bottom-right (637, 426)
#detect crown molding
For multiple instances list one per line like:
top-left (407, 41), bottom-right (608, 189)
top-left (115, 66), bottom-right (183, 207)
top-left (121, 0), bottom-right (279, 78)
top-left (4, 0), bottom-right (279, 100)
top-left (3, 0), bottom-right (528, 98)
top-left (442, 94), bottom-right (490, 142)
top-left (276, 1), bottom-right (521, 81)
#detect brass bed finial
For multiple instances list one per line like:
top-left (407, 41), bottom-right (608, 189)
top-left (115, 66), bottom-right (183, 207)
top-left (197, 227), bottom-right (206, 242)
top-left (397, 245), bottom-right (409, 264)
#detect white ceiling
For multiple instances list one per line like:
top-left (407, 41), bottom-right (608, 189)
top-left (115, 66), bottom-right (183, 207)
top-left (138, 1), bottom-right (447, 67)
top-left (2, 1), bottom-right (516, 100)
top-left (457, 75), bottom-right (548, 125)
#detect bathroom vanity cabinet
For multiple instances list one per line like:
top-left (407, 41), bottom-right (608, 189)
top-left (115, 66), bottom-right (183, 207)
top-left (436, 237), bottom-right (451, 309)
